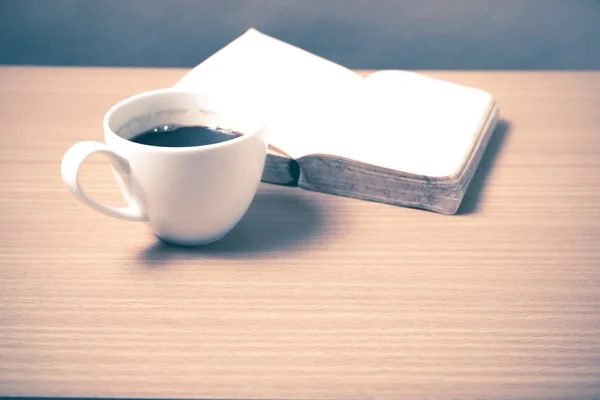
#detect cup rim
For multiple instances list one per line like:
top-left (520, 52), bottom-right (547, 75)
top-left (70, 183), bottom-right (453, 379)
top-left (102, 87), bottom-right (266, 153)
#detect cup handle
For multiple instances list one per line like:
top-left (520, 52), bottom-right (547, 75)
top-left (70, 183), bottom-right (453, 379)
top-left (61, 141), bottom-right (148, 221)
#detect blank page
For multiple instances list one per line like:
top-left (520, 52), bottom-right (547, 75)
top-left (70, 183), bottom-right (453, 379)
top-left (309, 70), bottom-right (495, 178)
top-left (173, 28), bottom-right (364, 160)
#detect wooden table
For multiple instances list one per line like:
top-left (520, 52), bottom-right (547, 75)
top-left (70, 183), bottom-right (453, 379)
top-left (1, 67), bottom-right (599, 400)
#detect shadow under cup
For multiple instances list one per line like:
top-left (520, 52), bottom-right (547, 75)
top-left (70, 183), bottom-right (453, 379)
top-left (104, 89), bottom-right (268, 246)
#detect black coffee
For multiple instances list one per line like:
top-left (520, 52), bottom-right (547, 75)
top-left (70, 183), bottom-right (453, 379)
top-left (130, 125), bottom-right (242, 148)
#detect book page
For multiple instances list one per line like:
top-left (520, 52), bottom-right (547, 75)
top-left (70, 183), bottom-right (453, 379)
top-left (173, 28), bottom-right (364, 160)
top-left (309, 70), bottom-right (495, 178)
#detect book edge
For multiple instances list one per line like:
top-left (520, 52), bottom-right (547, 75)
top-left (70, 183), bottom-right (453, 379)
top-left (294, 101), bottom-right (500, 214)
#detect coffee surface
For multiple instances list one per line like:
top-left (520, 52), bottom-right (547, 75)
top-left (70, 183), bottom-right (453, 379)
top-left (130, 125), bottom-right (242, 148)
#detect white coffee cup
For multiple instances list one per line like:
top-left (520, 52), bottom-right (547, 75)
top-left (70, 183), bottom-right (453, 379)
top-left (61, 88), bottom-right (268, 246)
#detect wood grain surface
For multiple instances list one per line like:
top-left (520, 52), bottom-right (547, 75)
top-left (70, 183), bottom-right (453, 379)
top-left (0, 67), bottom-right (599, 400)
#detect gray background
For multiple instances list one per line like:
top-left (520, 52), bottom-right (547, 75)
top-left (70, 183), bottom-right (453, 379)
top-left (1, 0), bottom-right (599, 70)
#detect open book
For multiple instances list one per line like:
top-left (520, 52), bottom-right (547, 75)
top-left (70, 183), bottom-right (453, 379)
top-left (174, 28), bottom-right (499, 214)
